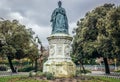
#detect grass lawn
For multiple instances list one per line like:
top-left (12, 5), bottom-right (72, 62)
top-left (98, 77), bottom-right (120, 82)
top-left (0, 75), bottom-right (120, 82)
top-left (0, 76), bottom-right (47, 82)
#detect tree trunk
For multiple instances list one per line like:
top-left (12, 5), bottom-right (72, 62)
top-left (79, 60), bottom-right (86, 74)
top-left (7, 56), bottom-right (16, 73)
top-left (39, 45), bottom-right (43, 71)
top-left (103, 57), bottom-right (110, 74)
top-left (39, 56), bottom-right (43, 71)
top-left (35, 59), bottom-right (38, 72)
top-left (39, 59), bottom-right (42, 71)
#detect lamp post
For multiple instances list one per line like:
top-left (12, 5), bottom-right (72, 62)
top-left (114, 58), bottom-right (117, 71)
top-left (35, 35), bottom-right (41, 72)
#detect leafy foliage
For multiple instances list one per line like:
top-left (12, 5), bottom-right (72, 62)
top-left (72, 4), bottom-right (120, 74)
top-left (72, 3), bottom-right (120, 62)
top-left (0, 20), bottom-right (35, 59)
top-left (0, 19), bottom-right (40, 72)
top-left (43, 72), bottom-right (54, 80)
top-left (18, 65), bottom-right (34, 72)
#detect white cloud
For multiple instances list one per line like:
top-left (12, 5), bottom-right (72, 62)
top-left (7, 12), bottom-right (51, 46)
top-left (8, 12), bottom-right (24, 20)
top-left (27, 24), bottom-right (51, 46)
top-left (0, 0), bottom-right (120, 47)
top-left (69, 22), bottom-right (77, 35)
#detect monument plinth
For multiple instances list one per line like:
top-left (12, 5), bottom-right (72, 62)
top-left (43, 1), bottom-right (76, 77)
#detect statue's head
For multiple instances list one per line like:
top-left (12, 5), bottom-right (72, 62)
top-left (58, 1), bottom-right (62, 7)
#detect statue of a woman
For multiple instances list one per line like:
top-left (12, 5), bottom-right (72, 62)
top-left (50, 1), bottom-right (68, 34)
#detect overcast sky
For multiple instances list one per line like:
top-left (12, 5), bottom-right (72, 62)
top-left (0, 0), bottom-right (120, 46)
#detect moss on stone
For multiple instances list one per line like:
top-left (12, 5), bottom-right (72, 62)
top-left (44, 61), bottom-right (76, 77)
top-left (45, 64), bottom-right (50, 66)
top-left (56, 64), bottom-right (63, 66)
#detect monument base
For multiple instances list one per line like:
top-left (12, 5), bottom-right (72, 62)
top-left (43, 34), bottom-right (76, 77)
top-left (43, 60), bottom-right (76, 77)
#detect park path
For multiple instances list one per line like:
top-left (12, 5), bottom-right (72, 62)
top-left (0, 71), bottom-right (120, 79)
top-left (0, 72), bottom-right (29, 77)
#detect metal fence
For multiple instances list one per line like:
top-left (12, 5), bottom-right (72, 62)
top-left (77, 65), bottom-right (115, 71)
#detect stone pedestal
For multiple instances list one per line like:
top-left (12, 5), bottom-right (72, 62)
top-left (43, 33), bottom-right (76, 77)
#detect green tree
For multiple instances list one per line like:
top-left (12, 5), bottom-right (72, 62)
top-left (0, 19), bottom-right (39, 73)
top-left (28, 36), bottom-right (43, 72)
top-left (72, 4), bottom-right (120, 74)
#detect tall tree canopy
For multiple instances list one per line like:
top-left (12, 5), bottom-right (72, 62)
top-left (0, 19), bottom-right (39, 72)
top-left (72, 4), bottom-right (120, 74)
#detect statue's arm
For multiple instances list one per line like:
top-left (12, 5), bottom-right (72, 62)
top-left (50, 9), bottom-right (57, 22)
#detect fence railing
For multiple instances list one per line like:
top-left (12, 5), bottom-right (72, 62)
top-left (0, 71), bottom-right (12, 76)
top-left (0, 71), bottom-right (29, 77)
top-left (87, 73), bottom-right (120, 79)
top-left (77, 65), bottom-right (116, 71)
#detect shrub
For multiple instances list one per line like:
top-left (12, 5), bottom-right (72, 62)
top-left (0, 60), bottom-right (8, 65)
top-left (29, 71), bottom-right (33, 77)
top-left (76, 69), bottom-right (91, 75)
top-left (114, 70), bottom-right (120, 72)
top-left (18, 66), bottom-right (34, 72)
top-left (0, 65), bottom-right (8, 71)
top-left (35, 71), bottom-right (44, 76)
top-left (80, 70), bottom-right (91, 74)
top-left (44, 72), bottom-right (54, 80)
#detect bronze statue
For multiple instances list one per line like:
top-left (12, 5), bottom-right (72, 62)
top-left (50, 1), bottom-right (68, 34)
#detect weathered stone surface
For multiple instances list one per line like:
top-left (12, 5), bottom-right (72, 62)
top-left (43, 34), bottom-right (76, 77)
top-left (44, 61), bottom-right (76, 77)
